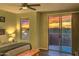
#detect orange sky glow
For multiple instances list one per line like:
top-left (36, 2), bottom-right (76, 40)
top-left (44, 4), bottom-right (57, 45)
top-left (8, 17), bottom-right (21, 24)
top-left (49, 15), bottom-right (71, 28)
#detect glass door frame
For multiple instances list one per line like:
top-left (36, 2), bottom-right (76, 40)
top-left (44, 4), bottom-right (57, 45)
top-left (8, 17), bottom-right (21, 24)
top-left (61, 15), bottom-right (72, 54)
top-left (48, 13), bottom-right (72, 54)
top-left (48, 15), bottom-right (62, 51)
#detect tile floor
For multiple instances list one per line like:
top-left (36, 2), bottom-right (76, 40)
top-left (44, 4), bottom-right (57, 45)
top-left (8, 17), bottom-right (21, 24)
top-left (39, 50), bottom-right (72, 56)
top-left (49, 45), bottom-right (72, 53)
top-left (39, 45), bottom-right (72, 56)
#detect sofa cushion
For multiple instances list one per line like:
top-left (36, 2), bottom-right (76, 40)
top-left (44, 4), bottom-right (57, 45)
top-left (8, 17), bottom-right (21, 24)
top-left (0, 43), bottom-right (31, 54)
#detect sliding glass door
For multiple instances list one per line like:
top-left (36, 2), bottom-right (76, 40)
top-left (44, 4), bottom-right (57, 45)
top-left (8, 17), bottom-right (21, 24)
top-left (48, 15), bottom-right (72, 53)
top-left (48, 16), bottom-right (61, 51)
top-left (61, 15), bottom-right (72, 53)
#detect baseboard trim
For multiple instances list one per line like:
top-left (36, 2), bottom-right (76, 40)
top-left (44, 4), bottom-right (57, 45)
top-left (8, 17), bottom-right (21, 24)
top-left (39, 48), bottom-right (48, 50)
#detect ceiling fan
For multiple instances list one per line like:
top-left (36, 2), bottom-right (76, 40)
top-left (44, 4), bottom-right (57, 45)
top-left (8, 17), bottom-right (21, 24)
top-left (19, 3), bottom-right (40, 10)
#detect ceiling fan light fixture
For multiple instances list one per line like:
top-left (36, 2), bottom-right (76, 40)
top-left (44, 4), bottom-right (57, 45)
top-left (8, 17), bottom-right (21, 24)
top-left (22, 7), bottom-right (28, 10)
top-left (20, 3), bottom-right (40, 10)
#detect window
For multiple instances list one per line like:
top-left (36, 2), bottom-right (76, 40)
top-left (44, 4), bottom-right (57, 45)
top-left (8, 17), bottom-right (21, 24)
top-left (20, 18), bottom-right (29, 40)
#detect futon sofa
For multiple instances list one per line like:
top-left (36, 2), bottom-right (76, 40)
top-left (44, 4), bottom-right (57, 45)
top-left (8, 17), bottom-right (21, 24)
top-left (0, 42), bottom-right (32, 56)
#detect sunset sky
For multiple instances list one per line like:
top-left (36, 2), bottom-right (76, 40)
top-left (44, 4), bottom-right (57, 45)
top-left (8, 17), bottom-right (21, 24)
top-left (21, 15), bottom-right (71, 29)
top-left (21, 20), bottom-right (29, 29)
top-left (22, 24), bottom-right (29, 29)
top-left (49, 15), bottom-right (71, 28)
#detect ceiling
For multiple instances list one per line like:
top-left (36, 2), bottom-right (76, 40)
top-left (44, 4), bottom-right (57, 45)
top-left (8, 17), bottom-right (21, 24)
top-left (0, 3), bottom-right (79, 14)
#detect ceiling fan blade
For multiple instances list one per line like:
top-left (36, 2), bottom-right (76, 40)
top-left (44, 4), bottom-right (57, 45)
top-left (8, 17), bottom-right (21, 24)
top-left (28, 4), bottom-right (40, 6)
top-left (19, 3), bottom-right (28, 10)
top-left (28, 6), bottom-right (36, 10)
top-left (22, 3), bottom-right (27, 7)
top-left (19, 3), bottom-right (38, 10)
top-left (19, 7), bottom-right (22, 10)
